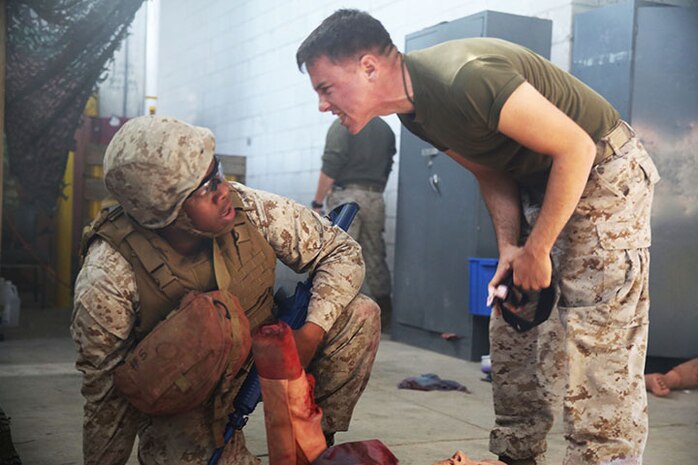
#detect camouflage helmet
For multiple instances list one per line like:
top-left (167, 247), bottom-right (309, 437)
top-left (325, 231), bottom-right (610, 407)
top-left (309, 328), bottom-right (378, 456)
top-left (103, 115), bottom-right (215, 229)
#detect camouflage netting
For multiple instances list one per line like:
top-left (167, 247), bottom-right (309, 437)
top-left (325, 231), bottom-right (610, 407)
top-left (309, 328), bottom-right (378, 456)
top-left (5, 0), bottom-right (144, 210)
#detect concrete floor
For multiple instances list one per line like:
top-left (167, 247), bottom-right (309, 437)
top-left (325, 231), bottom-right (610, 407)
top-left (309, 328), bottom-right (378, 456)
top-left (1, 306), bottom-right (696, 465)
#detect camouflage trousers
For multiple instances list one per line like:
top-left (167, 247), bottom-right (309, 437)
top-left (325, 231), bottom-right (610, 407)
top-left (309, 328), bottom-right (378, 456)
top-left (327, 186), bottom-right (391, 300)
top-left (136, 294), bottom-right (380, 464)
top-left (489, 127), bottom-right (660, 465)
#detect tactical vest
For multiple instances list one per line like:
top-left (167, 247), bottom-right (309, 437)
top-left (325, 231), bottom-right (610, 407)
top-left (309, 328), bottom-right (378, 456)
top-left (81, 189), bottom-right (277, 339)
top-left (82, 189), bottom-right (277, 443)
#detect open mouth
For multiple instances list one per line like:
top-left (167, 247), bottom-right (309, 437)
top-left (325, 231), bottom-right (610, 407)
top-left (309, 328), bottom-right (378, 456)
top-left (221, 204), bottom-right (235, 220)
top-left (335, 111), bottom-right (348, 125)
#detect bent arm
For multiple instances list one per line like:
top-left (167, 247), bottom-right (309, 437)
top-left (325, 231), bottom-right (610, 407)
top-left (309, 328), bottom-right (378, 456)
top-left (236, 185), bottom-right (364, 363)
top-left (71, 240), bottom-right (145, 465)
top-left (313, 170), bottom-right (335, 211)
top-left (498, 83), bottom-right (596, 256)
top-left (318, 119), bottom-right (350, 209)
top-left (447, 151), bottom-right (521, 252)
top-left (446, 150), bottom-right (521, 291)
top-left (497, 82), bottom-right (596, 290)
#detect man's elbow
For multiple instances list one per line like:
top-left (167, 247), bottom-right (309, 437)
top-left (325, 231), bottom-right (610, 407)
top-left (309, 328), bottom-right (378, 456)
top-left (350, 245), bottom-right (366, 287)
top-left (335, 235), bottom-right (366, 284)
top-left (581, 135), bottom-right (597, 164)
top-left (552, 134), bottom-right (597, 170)
top-left (573, 135), bottom-right (598, 176)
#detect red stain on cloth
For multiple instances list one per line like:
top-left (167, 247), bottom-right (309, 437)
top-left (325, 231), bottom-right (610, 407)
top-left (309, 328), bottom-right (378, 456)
top-left (312, 439), bottom-right (399, 465)
top-left (252, 321), bottom-right (303, 380)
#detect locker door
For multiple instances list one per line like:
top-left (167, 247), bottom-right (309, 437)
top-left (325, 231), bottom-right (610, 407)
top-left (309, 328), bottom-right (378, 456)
top-left (394, 17), bottom-right (486, 334)
top-left (632, 6), bottom-right (698, 358)
top-left (394, 129), bottom-right (484, 333)
top-left (572, 2), bottom-right (698, 358)
top-left (393, 11), bottom-right (552, 360)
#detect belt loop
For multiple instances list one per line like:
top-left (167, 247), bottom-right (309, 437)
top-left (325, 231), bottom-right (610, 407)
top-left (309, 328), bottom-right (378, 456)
top-left (604, 121), bottom-right (622, 155)
top-left (601, 120), bottom-right (634, 160)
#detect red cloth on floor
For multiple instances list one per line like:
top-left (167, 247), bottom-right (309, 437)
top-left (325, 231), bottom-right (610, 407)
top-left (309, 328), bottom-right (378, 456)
top-left (312, 439), bottom-right (399, 465)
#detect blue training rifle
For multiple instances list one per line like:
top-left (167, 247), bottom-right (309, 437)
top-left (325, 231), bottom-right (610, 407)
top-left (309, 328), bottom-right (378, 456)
top-left (208, 201), bottom-right (360, 465)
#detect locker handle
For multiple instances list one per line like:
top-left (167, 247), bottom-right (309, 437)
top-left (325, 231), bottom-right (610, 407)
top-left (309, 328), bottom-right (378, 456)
top-left (429, 174), bottom-right (441, 195)
top-left (421, 147), bottom-right (439, 168)
top-left (420, 147), bottom-right (439, 157)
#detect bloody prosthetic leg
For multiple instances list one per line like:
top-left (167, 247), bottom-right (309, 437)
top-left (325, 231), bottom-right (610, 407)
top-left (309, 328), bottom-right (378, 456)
top-left (252, 322), bottom-right (327, 465)
top-left (253, 321), bottom-right (400, 465)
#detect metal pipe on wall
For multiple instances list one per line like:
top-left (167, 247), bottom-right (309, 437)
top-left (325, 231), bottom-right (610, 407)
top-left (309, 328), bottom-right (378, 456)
top-left (122, 35), bottom-right (129, 118)
top-left (144, 0), bottom-right (160, 115)
top-left (0, 0), bottom-right (6, 265)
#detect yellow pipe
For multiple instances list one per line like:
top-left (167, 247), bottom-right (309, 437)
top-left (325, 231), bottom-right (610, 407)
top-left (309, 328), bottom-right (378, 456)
top-left (87, 164), bottom-right (103, 220)
top-left (55, 151), bottom-right (74, 308)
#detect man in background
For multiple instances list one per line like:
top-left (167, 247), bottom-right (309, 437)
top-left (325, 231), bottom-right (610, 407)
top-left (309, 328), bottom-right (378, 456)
top-left (312, 117), bottom-right (396, 331)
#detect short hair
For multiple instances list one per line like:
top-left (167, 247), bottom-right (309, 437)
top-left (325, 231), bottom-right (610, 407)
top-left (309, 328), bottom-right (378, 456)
top-left (296, 9), bottom-right (395, 71)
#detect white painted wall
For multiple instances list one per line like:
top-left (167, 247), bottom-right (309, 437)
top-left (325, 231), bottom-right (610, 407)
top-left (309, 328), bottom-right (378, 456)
top-left (98, 3), bottom-right (148, 118)
top-left (156, 0), bottom-right (596, 277)
top-left (155, 0), bottom-right (693, 279)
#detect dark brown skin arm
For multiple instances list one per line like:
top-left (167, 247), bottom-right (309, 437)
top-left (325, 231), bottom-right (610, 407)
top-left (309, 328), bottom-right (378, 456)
top-left (293, 322), bottom-right (326, 368)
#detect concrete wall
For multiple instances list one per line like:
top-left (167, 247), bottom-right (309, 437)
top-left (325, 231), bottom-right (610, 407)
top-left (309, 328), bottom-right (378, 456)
top-left (155, 0), bottom-right (592, 277)
top-left (154, 0), bottom-right (691, 280)
top-left (98, 3), bottom-right (147, 118)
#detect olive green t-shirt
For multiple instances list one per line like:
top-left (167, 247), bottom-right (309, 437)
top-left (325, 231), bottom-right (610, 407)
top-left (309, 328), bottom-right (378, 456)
top-left (398, 38), bottom-right (620, 186)
top-left (321, 117), bottom-right (396, 187)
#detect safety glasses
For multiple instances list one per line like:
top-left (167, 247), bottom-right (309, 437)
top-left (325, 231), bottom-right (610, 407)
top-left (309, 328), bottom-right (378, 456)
top-left (189, 156), bottom-right (225, 198)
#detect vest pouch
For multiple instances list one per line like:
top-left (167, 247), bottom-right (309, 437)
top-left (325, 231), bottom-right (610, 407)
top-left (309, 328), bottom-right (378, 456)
top-left (114, 290), bottom-right (251, 416)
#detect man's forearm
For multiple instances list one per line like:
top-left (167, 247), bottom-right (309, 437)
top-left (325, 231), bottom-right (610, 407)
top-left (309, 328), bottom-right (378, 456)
top-left (293, 322), bottom-right (326, 368)
top-left (525, 149), bottom-right (595, 256)
top-left (83, 398), bottom-right (140, 465)
top-left (495, 80), bottom-right (598, 258)
top-left (73, 309), bottom-right (140, 465)
top-left (313, 171), bottom-right (335, 205)
top-left (477, 171), bottom-right (521, 251)
top-left (446, 150), bottom-right (520, 250)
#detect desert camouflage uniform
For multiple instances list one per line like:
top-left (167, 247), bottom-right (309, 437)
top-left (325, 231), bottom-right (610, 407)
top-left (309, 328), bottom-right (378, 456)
top-left (489, 125), bottom-right (660, 465)
top-left (327, 187), bottom-right (391, 299)
top-left (72, 182), bottom-right (381, 465)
